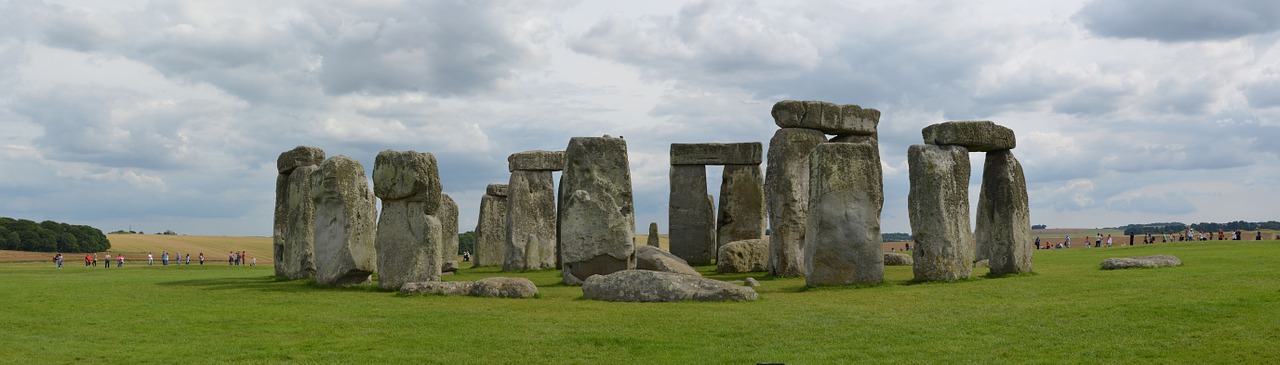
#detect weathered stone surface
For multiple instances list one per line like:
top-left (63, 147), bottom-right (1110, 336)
top-left (669, 165), bottom-right (716, 264)
top-left (670, 142), bottom-right (763, 165)
top-left (635, 246), bottom-right (700, 276)
top-left (717, 238), bottom-right (769, 273)
top-left (372, 150), bottom-right (441, 208)
top-left (400, 277), bottom-right (538, 298)
top-left (647, 222), bottom-right (660, 247)
top-left (507, 150), bottom-right (565, 172)
top-left (884, 252), bottom-right (913, 266)
top-left (312, 156), bottom-right (379, 286)
top-left (474, 193), bottom-right (509, 267)
top-left (717, 165), bottom-right (765, 247)
top-left (274, 174), bottom-right (287, 277)
top-left (974, 259), bottom-right (989, 268)
top-left (486, 183), bottom-right (509, 197)
top-left (829, 133), bottom-right (878, 145)
top-left (374, 208), bottom-right (441, 290)
top-left (281, 165), bottom-right (320, 279)
top-left (1100, 255), bottom-right (1181, 270)
top-left (765, 128), bottom-right (827, 277)
top-left (581, 270), bottom-right (758, 302)
top-left (976, 150), bottom-right (1033, 275)
top-left (440, 194), bottom-right (459, 270)
top-left (744, 277), bottom-right (761, 287)
top-left (804, 143), bottom-right (884, 286)
top-left (505, 170), bottom-right (557, 271)
top-left (442, 261), bottom-right (459, 273)
top-left (560, 136), bottom-right (636, 285)
top-left (922, 121), bottom-right (1016, 152)
top-left (908, 144), bottom-right (973, 281)
top-left (277, 146), bottom-right (325, 174)
top-left (771, 100), bottom-right (880, 135)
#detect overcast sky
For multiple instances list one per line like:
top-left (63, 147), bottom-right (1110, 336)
top-left (2, 0), bottom-right (1279, 237)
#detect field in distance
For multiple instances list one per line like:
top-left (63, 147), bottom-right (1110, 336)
top-left (0, 234), bottom-right (272, 263)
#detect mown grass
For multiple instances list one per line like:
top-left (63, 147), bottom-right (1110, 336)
top-left (2, 240), bottom-right (1278, 364)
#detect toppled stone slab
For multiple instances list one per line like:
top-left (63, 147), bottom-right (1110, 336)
top-left (400, 277), bottom-right (538, 298)
top-left (717, 238), bottom-right (769, 273)
top-left (486, 183), bottom-right (509, 197)
top-left (765, 128), bottom-right (827, 277)
top-left (670, 143), bottom-right (763, 165)
top-left (277, 146), bottom-right (326, 174)
top-left (771, 100), bottom-right (880, 136)
top-left (884, 252), bottom-right (913, 266)
top-left (581, 270), bottom-right (758, 302)
top-left (921, 121), bottom-right (1016, 152)
top-left (508, 150), bottom-right (565, 172)
top-left (1100, 255), bottom-right (1181, 270)
top-left (635, 246), bottom-right (700, 277)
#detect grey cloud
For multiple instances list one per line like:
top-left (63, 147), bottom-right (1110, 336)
top-left (1052, 85), bottom-right (1129, 116)
top-left (1244, 79), bottom-right (1280, 108)
top-left (1075, 0), bottom-right (1280, 42)
top-left (1107, 193), bottom-right (1196, 215)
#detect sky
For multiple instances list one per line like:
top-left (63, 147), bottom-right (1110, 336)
top-left (2, 0), bottom-right (1279, 237)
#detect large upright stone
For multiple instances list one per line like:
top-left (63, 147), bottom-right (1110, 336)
top-left (804, 143), bottom-right (884, 286)
top-left (440, 194), bottom-right (459, 268)
top-left (670, 143), bottom-right (763, 165)
top-left (505, 170), bottom-right (557, 271)
top-left (374, 206), bottom-right (441, 291)
top-left (717, 165), bottom-right (765, 247)
top-left (312, 156), bottom-right (378, 286)
top-left (372, 149), bottom-right (441, 211)
top-left (921, 121), bottom-right (1016, 152)
top-left (560, 136), bottom-right (635, 285)
top-left (771, 100), bottom-right (880, 136)
top-left (669, 165), bottom-right (715, 264)
top-left (908, 144), bottom-right (973, 281)
top-left (765, 128), bottom-right (827, 277)
top-left (474, 186), bottom-right (509, 267)
top-left (274, 146), bottom-right (324, 278)
top-left (647, 222), bottom-right (660, 247)
top-left (507, 150), bottom-right (565, 172)
top-left (976, 150), bottom-right (1033, 275)
top-left (280, 165), bottom-right (320, 279)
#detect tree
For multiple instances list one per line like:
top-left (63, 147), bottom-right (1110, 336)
top-left (458, 231), bottom-right (476, 254)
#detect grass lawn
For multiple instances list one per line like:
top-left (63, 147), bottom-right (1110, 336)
top-left (3, 240), bottom-right (1278, 364)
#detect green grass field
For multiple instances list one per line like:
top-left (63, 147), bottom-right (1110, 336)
top-left (3, 240), bottom-right (1278, 364)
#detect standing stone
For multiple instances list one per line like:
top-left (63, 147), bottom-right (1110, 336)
top-left (717, 164), bottom-right (765, 247)
top-left (505, 170), bottom-right (556, 271)
top-left (804, 143), bottom-right (884, 286)
top-left (669, 165), bottom-right (715, 264)
top-left (312, 156), bottom-right (378, 286)
top-left (274, 146), bottom-right (324, 278)
top-left (908, 144), bottom-right (973, 281)
top-left (440, 194), bottom-right (459, 270)
top-left (556, 173), bottom-right (565, 270)
top-left (647, 222), bottom-right (660, 247)
top-left (765, 128), bottom-right (827, 277)
top-left (977, 150), bottom-right (1033, 275)
top-left (281, 165), bottom-right (320, 279)
top-left (374, 207), bottom-right (442, 290)
top-left (474, 185), bottom-right (509, 267)
top-left (559, 136), bottom-right (635, 285)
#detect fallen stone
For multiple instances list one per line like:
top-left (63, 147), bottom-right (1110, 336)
top-left (975, 150), bottom-right (1033, 275)
top-left (744, 277), bottom-right (761, 287)
top-left (647, 222), bottom-right (660, 247)
top-left (717, 238), bottom-right (769, 273)
top-left (440, 194), bottom-right (460, 270)
top-left (921, 121), bottom-right (1016, 152)
top-left (507, 150), bottom-right (565, 172)
top-left (670, 142), bottom-right (763, 165)
top-left (277, 146), bottom-right (325, 174)
top-left (765, 128), bottom-right (827, 277)
top-left (1101, 255), bottom-right (1181, 270)
top-left (486, 183), bottom-right (509, 197)
top-left (371, 150), bottom-right (441, 210)
top-left (474, 192), bottom-right (509, 267)
top-left (400, 277), bottom-right (538, 298)
top-left (668, 165), bottom-right (716, 265)
top-left (505, 170), bottom-right (557, 271)
top-left (312, 156), bottom-right (379, 286)
top-left (559, 136), bottom-right (636, 285)
top-left (974, 259), bottom-right (989, 268)
top-left (771, 100), bottom-right (880, 135)
top-left (717, 164), bottom-right (765, 247)
top-left (804, 143), bottom-right (884, 286)
top-left (634, 246), bottom-right (700, 277)
top-left (581, 270), bottom-right (758, 302)
top-left (883, 253), bottom-right (913, 266)
top-left (908, 144), bottom-right (974, 281)
top-left (442, 260), bottom-right (459, 273)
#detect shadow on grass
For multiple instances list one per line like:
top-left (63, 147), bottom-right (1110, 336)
top-left (793, 280), bottom-right (895, 293)
top-left (157, 275), bottom-right (386, 293)
top-left (984, 271), bottom-right (1038, 279)
top-left (900, 277), bottom-right (985, 286)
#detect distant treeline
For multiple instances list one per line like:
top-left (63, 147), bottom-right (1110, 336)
top-left (0, 217), bottom-right (111, 253)
top-left (1113, 221), bottom-right (1280, 235)
top-left (883, 233), bottom-right (913, 242)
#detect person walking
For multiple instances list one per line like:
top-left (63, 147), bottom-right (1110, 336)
top-left (148, 252), bottom-right (154, 265)
top-left (1034, 237), bottom-right (1041, 250)
top-left (1257, 231), bottom-right (1263, 240)
top-left (162, 251), bottom-right (168, 266)
top-left (1106, 235), bottom-right (1113, 247)
top-left (104, 252), bottom-right (112, 269)
top-left (228, 251), bottom-right (234, 265)
top-left (1128, 233), bottom-right (1134, 246)
top-left (85, 254), bottom-right (92, 268)
top-left (185, 253), bottom-right (191, 265)
top-left (252, 257), bottom-right (257, 266)
top-left (199, 252), bottom-right (204, 265)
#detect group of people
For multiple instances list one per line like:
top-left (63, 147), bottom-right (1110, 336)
top-left (1032, 229), bottom-right (1268, 250)
top-left (146, 251), bottom-right (203, 266)
top-left (228, 251), bottom-right (255, 266)
top-left (51, 252), bottom-right (126, 268)
top-left (53, 250), bottom-right (259, 268)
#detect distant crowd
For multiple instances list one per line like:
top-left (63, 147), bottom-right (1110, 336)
top-left (49, 250), bottom-right (258, 269)
top-left (1034, 229), bottom-right (1265, 250)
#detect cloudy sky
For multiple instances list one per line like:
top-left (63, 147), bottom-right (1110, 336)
top-left (2, 0), bottom-right (1279, 237)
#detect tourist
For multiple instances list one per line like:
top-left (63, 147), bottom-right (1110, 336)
top-left (117, 254), bottom-right (123, 268)
top-left (1064, 236), bottom-right (1071, 248)
top-left (148, 252), bottom-right (154, 265)
top-left (252, 257), bottom-right (257, 266)
top-left (199, 252), bottom-right (204, 265)
top-left (1256, 231), bottom-right (1263, 240)
top-left (104, 252), bottom-right (112, 269)
top-left (162, 251), bottom-right (169, 266)
top-left (1106, 235), bottom-right (1112, 248)
top-left (92, 253), bottom-right (97, 267)
top-left (1095, 234), bottom-right (1101, 248)
top-left (228, 251), bottom-right (234, 265)
top-left (85, 254), bottom-right (92, 267)
top-left (185, 253), bottom-right (191, 265)
top-left (241, 251), bottom-right (247, 266)
top-left (1129, 233), bottom-right (1134, 246)
top-left (53, 253), bottom-right (61, 269)
top-left (904, 243), bottom-right (910, 251)
top-left (1034, 237), bottom-right (1041, 250)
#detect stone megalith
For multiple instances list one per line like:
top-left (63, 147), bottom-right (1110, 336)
top-left (507, 150), bottom-right (565, 172)
top-left (764, 128), bottom-right (827, 277)
top-left (921, 121), bottom-right (1015, 152)
top-left (804, 143), bottom-right (884, 286)
top-left (670, 143), bottom-right (763, 165)
top-left (440, 194), bottom-right (459, 269)
top-left (274, 146), bottom-right (324, 278)
top-left (669, 165), bottom-right (716, 264)
top-left (716, 238), bottom-right (769, 273)
top-left (647, 222), bottom-right (660, 247)
top-left (505, 170), bottom-right (557, 271)
top-left (717, 164), bottom-right (765, 247)
top-left (312, 156), bottom-right (379, 286)
top-left (771, 100), bottom-right (880, 135)
top-left (559, 136), bottom-right (635, 285)
top-left (474, 184), bottom-right (509, 267)
top-left (908, 144), bottom-right (973, 281)
top-left (372, 150), bottom-right (443, 290)
top-left (976, 150), bottom-right (1032, 275)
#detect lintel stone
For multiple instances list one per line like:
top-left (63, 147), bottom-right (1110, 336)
top-left (508, 150), bottom-right (565, 172)
top-left (670, 142), bottom-right (762, 165)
